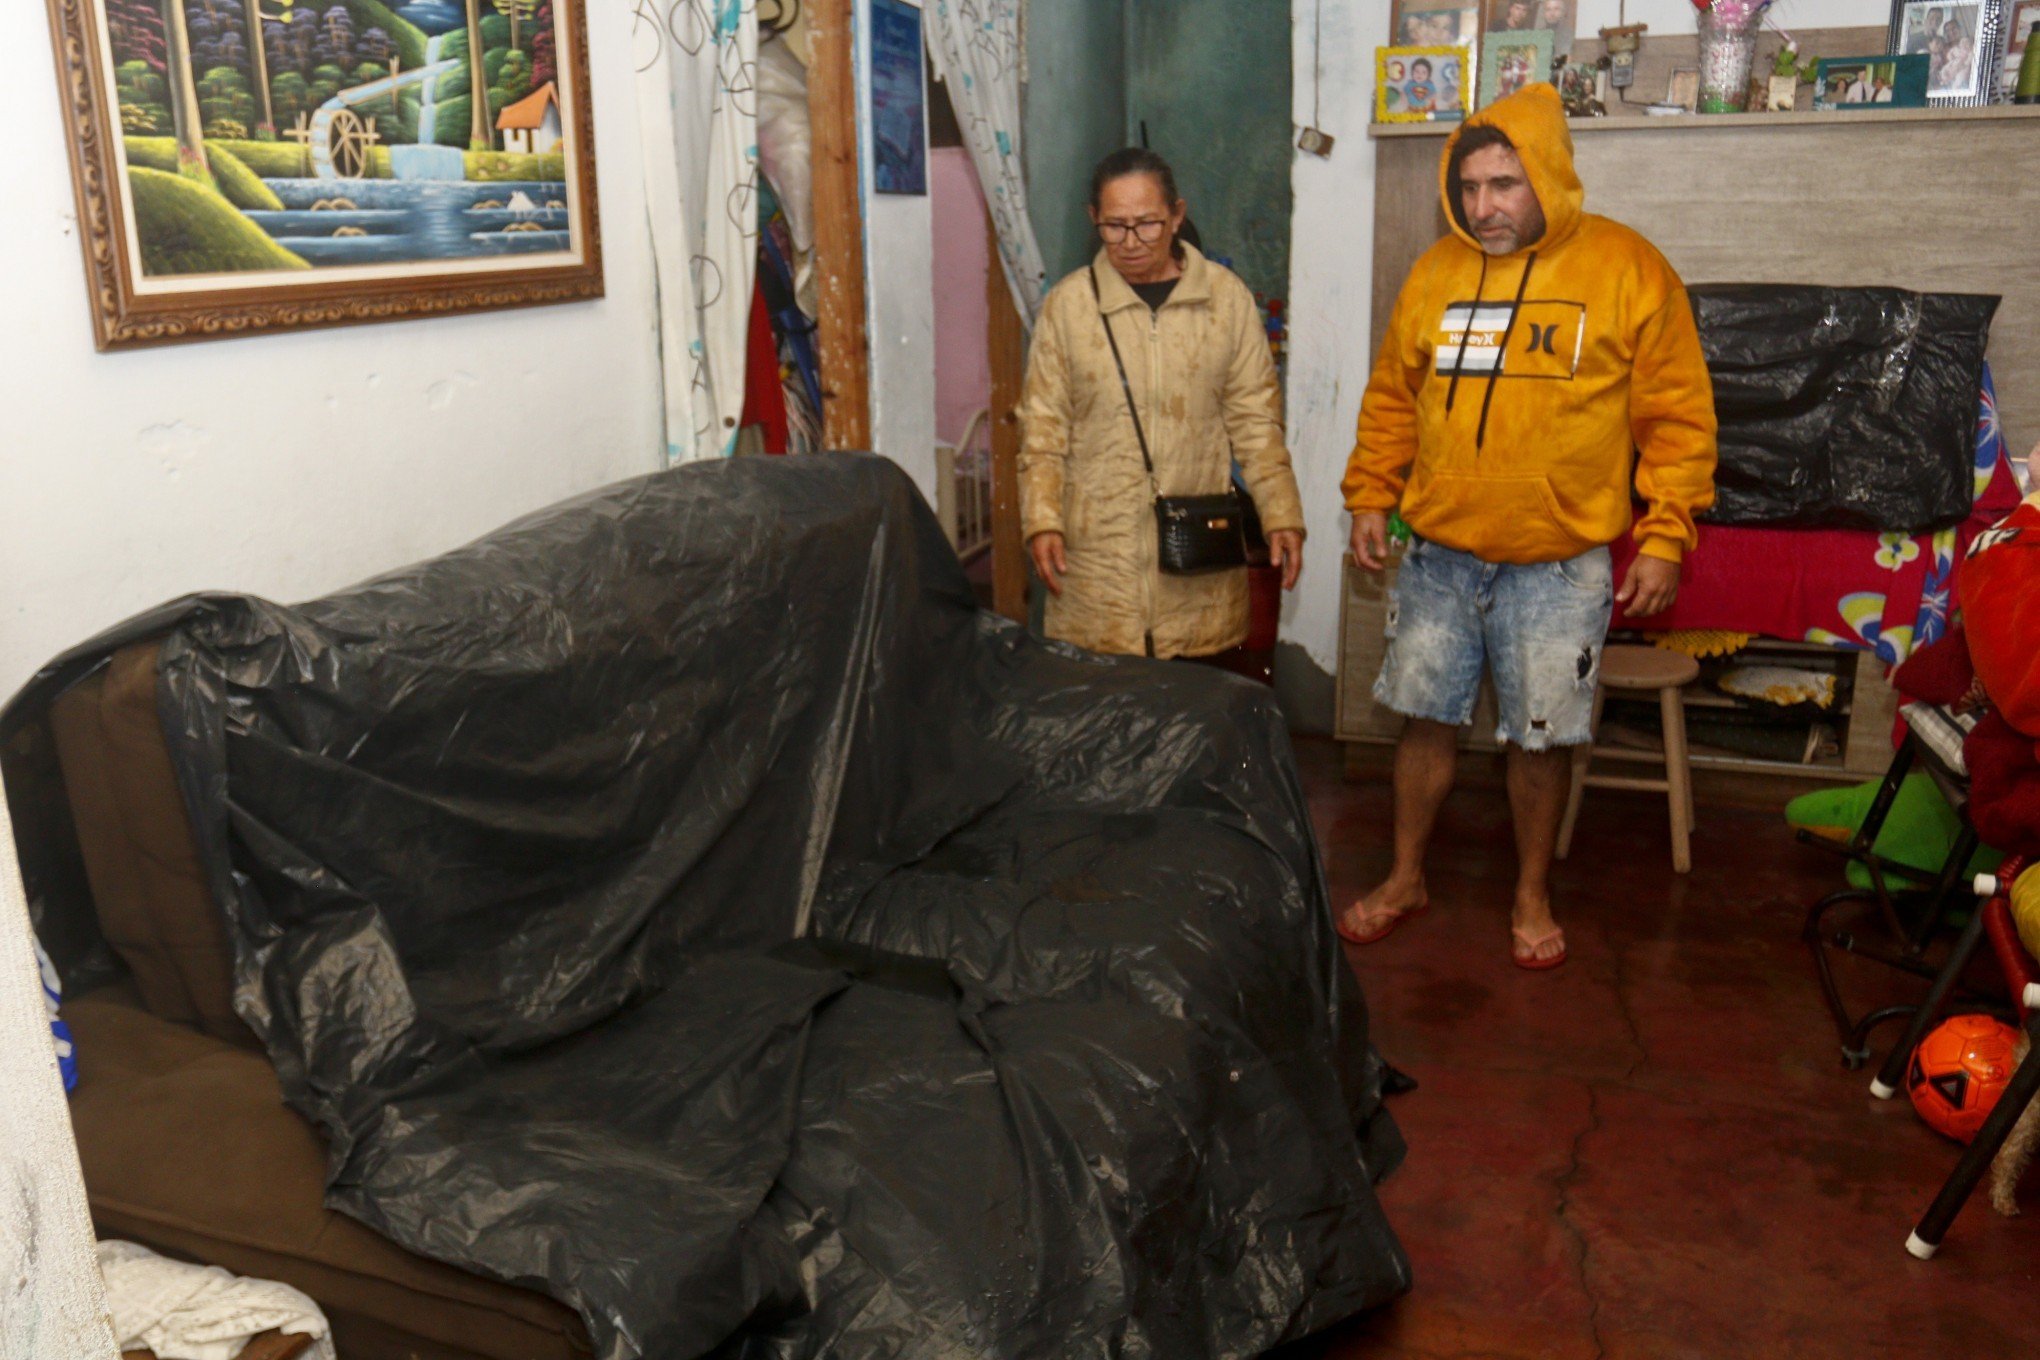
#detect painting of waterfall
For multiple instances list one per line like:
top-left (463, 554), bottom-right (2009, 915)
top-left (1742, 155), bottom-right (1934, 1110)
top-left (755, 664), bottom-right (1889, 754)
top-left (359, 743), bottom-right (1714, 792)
top-left (48, 0), bottom-right (602, 348)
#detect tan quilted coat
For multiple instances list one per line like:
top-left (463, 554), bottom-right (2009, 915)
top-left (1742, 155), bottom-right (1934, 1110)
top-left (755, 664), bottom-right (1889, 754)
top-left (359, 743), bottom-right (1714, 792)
top-left (1018, 245), bottom-right (1306, 659)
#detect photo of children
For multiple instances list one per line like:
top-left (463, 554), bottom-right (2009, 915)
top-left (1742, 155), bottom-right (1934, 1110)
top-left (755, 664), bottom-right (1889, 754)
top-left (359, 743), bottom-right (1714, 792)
top-left (1376, 46), bottom-right (1467, 121)
top-left (1392, 0), bottom-right (1482, 53)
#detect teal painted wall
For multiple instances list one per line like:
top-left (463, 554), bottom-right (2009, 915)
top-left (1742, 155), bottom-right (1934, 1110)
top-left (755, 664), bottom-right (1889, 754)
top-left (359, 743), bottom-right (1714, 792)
top-left (1125, 0), bottom-right (1293, 305)
top-left (1021, 0), bottom-right (1128, 286)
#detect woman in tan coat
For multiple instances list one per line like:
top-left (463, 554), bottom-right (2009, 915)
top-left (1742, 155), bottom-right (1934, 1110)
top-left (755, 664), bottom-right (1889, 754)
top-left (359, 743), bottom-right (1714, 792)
top-left (1018, 149), bottom-right (1307, 660)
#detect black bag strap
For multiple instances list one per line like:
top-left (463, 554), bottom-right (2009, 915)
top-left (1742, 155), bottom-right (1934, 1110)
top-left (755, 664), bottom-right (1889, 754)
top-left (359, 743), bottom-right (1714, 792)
top-left (1090, 266), bottom-right (1160, 497)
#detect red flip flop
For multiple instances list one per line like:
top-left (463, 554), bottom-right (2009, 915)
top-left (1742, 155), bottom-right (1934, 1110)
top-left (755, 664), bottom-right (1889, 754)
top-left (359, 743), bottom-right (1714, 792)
top-left (1336, 900), bottom-right (1428, 946)
top-left (1511, 925), bottom-right (1567, 971)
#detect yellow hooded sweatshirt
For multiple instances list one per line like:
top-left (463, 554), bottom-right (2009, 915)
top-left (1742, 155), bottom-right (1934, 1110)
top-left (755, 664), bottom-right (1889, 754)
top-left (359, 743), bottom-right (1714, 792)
top-left (1342, 84), bottom-right (1718, 565)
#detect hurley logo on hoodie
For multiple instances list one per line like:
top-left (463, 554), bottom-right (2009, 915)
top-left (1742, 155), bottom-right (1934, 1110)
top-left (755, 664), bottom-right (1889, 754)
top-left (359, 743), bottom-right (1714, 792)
top-left (1436, 300), bottom-right (1587, 380)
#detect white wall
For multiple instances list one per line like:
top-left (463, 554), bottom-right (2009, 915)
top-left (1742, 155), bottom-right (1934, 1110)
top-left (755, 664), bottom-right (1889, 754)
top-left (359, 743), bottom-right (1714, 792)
top-left (1281, 0), bottom-right (1895, 681)
top-left (0, 9), bottom-right (665, 696)
top-left (1283, 0), bottom-right (1397, 679)
top-left (1575, 0), bottom-right (1882, 35)
top-left (859, 0), bottom-right (940, 502)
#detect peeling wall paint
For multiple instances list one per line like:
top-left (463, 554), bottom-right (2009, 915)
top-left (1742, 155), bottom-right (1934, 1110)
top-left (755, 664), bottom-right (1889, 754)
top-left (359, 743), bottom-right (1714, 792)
top-left (0, 4), bottom-right (664, 695)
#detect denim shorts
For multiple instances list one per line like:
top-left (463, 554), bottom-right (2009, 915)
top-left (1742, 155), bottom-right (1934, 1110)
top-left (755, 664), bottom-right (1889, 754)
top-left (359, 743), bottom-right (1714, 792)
top-left (1372, 537), bottom-right (1614, 751)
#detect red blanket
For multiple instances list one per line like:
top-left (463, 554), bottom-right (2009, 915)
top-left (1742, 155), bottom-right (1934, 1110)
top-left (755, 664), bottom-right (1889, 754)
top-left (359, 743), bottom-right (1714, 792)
top-left (1612, 458), bottom-right (2023, 664)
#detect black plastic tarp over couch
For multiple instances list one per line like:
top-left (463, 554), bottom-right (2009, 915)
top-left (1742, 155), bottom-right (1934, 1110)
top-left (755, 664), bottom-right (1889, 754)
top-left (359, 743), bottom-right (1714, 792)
top-left (9, 453), bottom-right (1409, 1359)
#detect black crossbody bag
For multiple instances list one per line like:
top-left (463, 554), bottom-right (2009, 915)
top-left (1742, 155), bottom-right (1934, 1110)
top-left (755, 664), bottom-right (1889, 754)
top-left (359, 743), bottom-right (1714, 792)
top-left (1089, 266), bottom-right (1249, 576)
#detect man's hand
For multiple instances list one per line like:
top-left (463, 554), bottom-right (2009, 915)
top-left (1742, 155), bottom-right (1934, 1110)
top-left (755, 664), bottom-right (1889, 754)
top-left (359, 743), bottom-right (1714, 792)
top-left (1028, 531), bottom-right (1068, 597)
top-left (1617, 554), bottom-right (1681, 617)
top-left (1349, 512), bottom-right (1390, 571)
top-left (1268, 530), bottom-right (1304, 591)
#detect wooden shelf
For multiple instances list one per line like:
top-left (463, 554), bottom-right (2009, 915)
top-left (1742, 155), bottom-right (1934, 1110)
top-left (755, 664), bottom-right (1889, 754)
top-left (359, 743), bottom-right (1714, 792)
top-left (1368, 102), bottom-right (2040, 137)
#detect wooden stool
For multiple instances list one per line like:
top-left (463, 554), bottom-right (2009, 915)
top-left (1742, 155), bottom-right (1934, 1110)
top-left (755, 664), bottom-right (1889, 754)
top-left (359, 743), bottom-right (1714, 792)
top-left (1556, 644), bottom-right (1701, 874)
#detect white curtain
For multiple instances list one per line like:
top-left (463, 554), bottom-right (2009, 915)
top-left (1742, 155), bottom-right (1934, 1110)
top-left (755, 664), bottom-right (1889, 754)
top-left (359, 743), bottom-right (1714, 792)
top-left (634, 1), bottom-right (763, 463)
top-left (0, 766), bottom-right (118, 1360)
top-left (925, 0), bottom-right (1049, 326)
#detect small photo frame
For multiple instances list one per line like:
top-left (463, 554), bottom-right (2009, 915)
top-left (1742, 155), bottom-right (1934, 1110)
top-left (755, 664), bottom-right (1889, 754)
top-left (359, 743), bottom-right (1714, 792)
top-left (1392, 0), bottom-right (1483, 56)
top-left (1890, 0), bottom-right (2007, 105)
top-left (2003, 0), bottom-right (2040, 95)
top-left (1377, 46), bottom-right (1470, 123)
top-left (1667, 65), bottom-right (1701, 109)
top-left (1813, 54), bottom-right (1932, 107)
top-left (1479, 26), bottom-right (1555, 107)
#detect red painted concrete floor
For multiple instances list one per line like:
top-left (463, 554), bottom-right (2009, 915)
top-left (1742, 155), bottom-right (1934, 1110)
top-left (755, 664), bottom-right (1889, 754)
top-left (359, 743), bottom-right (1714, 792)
top-left (1279, 738), bottom-right (2040, 1360)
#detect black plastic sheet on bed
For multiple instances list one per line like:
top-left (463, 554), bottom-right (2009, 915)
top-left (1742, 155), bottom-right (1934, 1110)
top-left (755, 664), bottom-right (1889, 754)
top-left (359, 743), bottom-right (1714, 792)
top-left (9, 454), bottom-right (1408, 1359)
top-left (1692, 284), bottom-right (1999, 532)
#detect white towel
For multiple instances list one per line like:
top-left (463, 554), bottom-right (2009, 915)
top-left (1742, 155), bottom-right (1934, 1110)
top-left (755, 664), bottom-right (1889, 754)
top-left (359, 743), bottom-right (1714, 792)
top-left (96, 1240), bottom-right (335, 1360)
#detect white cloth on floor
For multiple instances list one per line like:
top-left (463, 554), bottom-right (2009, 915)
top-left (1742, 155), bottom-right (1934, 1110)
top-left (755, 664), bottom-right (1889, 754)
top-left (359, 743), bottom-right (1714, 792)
top-left (96, 1240), bottom-right (335, 1360)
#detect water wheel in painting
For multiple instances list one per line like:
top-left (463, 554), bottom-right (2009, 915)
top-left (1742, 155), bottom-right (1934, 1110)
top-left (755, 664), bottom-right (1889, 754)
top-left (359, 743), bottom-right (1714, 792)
top-left (328, 109), bottom-right (381, 180)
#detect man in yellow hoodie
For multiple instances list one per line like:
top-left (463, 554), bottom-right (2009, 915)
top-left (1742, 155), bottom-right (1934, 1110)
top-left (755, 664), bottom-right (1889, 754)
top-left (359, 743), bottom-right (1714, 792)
top-left (1339, 84), bottom-right (1717, 969)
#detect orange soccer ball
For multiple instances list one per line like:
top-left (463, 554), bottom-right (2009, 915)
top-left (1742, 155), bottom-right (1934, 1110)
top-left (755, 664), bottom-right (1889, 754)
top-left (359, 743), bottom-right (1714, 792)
top-left (1907, 1014), bottom-right (2021, 1144)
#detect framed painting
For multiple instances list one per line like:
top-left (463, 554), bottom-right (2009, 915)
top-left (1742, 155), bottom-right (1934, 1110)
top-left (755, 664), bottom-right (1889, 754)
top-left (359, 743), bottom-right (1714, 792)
top-left (869, 0), bottom-right (927, 195)
top-left (45, 0), bottom-right (602, 350)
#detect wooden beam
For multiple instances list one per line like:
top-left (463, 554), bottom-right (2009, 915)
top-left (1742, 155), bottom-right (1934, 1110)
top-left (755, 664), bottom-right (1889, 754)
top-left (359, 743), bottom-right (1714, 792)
top-left (987, 216), bottom-right (1028, 622)
top-left (808, 0), bottom-right (872, 450)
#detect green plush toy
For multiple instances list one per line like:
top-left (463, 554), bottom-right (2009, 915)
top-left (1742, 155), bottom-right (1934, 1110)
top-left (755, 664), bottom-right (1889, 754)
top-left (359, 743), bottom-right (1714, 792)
top-left (1787, 774), bottom-right (2004, 891)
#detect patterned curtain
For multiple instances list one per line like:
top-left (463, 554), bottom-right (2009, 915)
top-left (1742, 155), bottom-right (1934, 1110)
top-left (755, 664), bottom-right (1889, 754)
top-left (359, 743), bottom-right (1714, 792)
top-left (925, 0), bottom-right (1049, 326)
top-left (634, 1), bottom-right (763, 463)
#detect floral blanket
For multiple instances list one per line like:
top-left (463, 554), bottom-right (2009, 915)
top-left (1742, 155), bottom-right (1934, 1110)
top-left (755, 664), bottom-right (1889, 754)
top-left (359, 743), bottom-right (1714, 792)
top-left (1613, 369), bottom-right (2021, 666)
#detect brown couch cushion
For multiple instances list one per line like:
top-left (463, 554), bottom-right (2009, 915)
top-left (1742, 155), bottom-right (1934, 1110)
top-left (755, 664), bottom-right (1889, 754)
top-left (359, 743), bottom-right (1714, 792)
top-left (47, 643), bottom-right (252, 1046)
top-left (66, 985), bottom-right (591, 1360)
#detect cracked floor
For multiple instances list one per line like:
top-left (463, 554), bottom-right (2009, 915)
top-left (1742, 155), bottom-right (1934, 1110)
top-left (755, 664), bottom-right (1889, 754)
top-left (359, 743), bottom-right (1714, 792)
top-left (1279, 738), bottom-right (2040, 1360)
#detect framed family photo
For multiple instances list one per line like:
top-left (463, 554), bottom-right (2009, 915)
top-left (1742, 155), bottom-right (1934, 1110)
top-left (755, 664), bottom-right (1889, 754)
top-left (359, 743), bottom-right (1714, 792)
top-left (1813, 53), bottom-right (1931, 107)
top-left (45, 0), bottom-right (602, 350)
top-left (1392, 0), bottom-right (1482, 59)
top-left (1377, 45), bottom-right (1468, 122)
top-left (1485, 0), bottom-right (1576, 59)
top-left (1889, 0), bottom-right (2007, 105)
top-left (1479, 25), bottom-right (1554, 107)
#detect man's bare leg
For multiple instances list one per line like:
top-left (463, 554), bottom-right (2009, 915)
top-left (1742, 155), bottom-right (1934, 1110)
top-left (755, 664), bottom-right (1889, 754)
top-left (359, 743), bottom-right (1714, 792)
top-left (1342, 719), bottom-right (1458, 936)
top-left (1505, 743), bottom-right (1571, 963)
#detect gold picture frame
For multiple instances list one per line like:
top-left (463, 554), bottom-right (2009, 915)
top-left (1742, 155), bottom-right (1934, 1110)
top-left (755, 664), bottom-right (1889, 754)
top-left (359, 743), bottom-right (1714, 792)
top-left (45, 0), bottom-right (603, 350)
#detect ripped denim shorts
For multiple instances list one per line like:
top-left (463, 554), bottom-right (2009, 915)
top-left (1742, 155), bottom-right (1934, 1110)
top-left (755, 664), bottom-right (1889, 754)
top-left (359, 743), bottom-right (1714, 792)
top-left (1372, 537), bottom-right (1614, 751)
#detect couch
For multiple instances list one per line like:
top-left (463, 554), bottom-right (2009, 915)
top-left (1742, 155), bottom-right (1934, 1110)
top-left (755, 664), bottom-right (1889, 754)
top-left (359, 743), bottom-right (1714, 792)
top-left (9, 454), bottom-right (1407, 1359)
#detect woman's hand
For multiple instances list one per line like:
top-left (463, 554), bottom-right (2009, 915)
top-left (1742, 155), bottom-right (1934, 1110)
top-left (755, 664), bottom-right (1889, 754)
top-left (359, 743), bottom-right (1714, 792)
top-left (1029, 532), bottom-right (1068, 597)
top-left (1268, 530), bottom-right (1304, 591)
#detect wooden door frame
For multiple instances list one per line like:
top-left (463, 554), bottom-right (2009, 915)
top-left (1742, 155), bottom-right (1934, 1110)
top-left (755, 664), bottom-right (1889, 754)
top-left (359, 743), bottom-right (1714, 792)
top-left (811, 0), bottom-right (1025, 620)
top-left (987, 218), bottom-right (1028, 622)
top-left (809, 0), bottom-right (872, 450)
